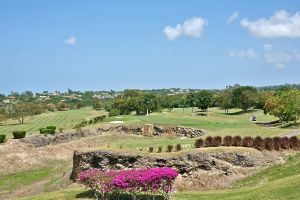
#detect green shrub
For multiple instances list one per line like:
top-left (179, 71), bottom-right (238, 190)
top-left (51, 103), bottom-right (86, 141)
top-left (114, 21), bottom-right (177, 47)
top-left (46, 126), bottom-right (56, 132)
top-left (12, 131), bottom-right (26, 139)
top-left (109, 109), bottom-right (121, 117)
top-left (40, 128), bottom-right (55, 135)
top-left (93, 115), bottom-right (106, 123)
top-left (0, 135), bottom-right (6, 143)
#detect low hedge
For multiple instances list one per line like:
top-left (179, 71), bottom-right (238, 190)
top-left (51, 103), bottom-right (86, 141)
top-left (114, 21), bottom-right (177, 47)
top-left (46, 126), bottom-right (56, 131)
top-left (0, 135), bottom-right (6, 143)
top-left (12, 131), bottom-right (26, 139)
top-left (40, 128), bottom-right (55, 135)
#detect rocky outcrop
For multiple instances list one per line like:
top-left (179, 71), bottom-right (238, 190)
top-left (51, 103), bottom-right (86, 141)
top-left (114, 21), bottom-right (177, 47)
top-left (21, 125), bottom-right (208, 148)
top-left (70, 149), bottom-right (286, 189)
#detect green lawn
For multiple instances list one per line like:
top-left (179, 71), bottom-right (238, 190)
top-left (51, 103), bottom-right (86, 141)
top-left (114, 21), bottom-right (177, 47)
top-left (105, 107), bottom-right (296, 137)
top-left (0, 107), bottom-right (104, 138)
top-left (1, 107), bottom-right (297, 138)
top-left (18, 152), bottom-right (300, 200)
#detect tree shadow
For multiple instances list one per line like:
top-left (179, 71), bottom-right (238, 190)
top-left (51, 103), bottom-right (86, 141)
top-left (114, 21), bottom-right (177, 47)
top-left (76, 190), bottom-right (165, 200)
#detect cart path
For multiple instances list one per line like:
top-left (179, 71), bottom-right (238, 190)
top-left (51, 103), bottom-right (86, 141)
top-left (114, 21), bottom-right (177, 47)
top-left (280, 130), bottom-right (300, 138)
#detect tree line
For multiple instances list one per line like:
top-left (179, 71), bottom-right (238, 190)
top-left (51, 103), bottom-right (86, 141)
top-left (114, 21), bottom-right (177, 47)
top-left (108, 86), bottom-right (300, 124)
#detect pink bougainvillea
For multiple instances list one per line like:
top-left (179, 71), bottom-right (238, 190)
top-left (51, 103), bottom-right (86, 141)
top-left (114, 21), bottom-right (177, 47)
top-left (78, 167), bottom-right (178, 199)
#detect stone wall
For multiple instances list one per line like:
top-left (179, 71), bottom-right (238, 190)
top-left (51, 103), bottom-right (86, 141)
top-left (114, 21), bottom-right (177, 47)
top-left (20, 125), bottom-right (208, 148)
top-left (70, 149), bottom-right (286, 189)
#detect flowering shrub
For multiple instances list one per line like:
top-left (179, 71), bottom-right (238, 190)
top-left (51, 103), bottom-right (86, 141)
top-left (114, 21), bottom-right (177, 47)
top-left (78, 167), bottom-right (178, 200)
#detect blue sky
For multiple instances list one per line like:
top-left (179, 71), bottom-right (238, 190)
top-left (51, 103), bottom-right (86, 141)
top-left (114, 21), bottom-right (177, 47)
top-left (0, 0), bottom-right (300, 93)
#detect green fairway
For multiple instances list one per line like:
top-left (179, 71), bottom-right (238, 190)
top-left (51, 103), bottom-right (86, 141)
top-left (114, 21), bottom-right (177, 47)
top-left (105, 107), bottom-right (295, 137)
top-left (17, 152), bottom-right (300, 200)
top-left (0, 107), bottom-right (104, 138)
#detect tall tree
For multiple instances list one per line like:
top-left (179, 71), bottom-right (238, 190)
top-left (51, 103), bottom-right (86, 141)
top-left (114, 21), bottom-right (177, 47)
top-left (187, 92), bottom-right (198, 116)
top-left (219, 89), bottom-right (233, 114)
top-left (232, 86), bottom-right (257, 111)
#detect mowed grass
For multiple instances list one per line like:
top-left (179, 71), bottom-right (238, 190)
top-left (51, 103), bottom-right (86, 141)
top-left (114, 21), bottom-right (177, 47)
top-left (18, 152), bottom-right (300, 200)
top-left (105, 107), bottom-right (295, 137)
top-left (0, 106), bottom-right (298, 139)
top-left (0, 107), bottom-right (104, 138)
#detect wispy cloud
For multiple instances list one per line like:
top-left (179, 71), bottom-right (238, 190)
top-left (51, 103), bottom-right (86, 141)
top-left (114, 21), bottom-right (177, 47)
top-left (227, 12), bottom-right (239, 24)
top-left (163, 17), bottom-right (208, 41)
top-left (229, 49), bottom-right (258, 59)
top-left (240, 10), bottom-right (300, 38)
top-left (265, 51), bottom-right (292, 69)
top-left (64, 36), bottom-right (77, 45)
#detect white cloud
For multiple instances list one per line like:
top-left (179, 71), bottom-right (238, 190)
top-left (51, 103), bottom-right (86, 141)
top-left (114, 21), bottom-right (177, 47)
top-left (240, 10), bottom-right (300, 38)
top-left (264, 51), bottom-right (292, 69)
top-left (163, 17), bottom-right (208, 41)
top-left (229, 49), bottom-right (258, 59)
top-left (227, 12), bottom-right (239, 24)
top-left (294, 52), bottom-right (300, 60)
top-left (263, 44), bottom-right (272, 51)
top-left (64, 36), bottom-right (77, 45)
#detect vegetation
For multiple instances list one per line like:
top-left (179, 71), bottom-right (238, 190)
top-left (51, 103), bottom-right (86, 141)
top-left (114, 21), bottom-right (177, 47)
top-left (0, 134), bottom-right (6, 143)
top-left (17, 152), bottom-right (300, 200)
top-left (12, 131), bottom-right (26, 139)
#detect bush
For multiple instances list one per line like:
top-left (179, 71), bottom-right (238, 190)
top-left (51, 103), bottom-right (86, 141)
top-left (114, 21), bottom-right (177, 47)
top-left (79, 168), bottom-right (178, 199)
top-left (12, 131), bottom-right (26, 139)
top-left (205, 136), bottom-right (213, 147)
top-left (242, 136), bottom-right (254, 147)
top-left (167, 145), bottom-right (173, 152)
top-left (157, 146), bottom-right (162, 153)
top-left (46, 126), bottom-right (56, 132)
top-left (175, 144), bottom-right (182, 151)
top-left (253, 136), bottom-right (264, 151)
top-left (40, 128), bottom-right (55, 135)
top-left (289, 136), bottom-right (299, 149)
top-left (273, 137), bottom-right (281, 151)
top-left (93, 115), bottom-right (106, 123)
top-left (281, 137), bottom-right (290, 149)
top-left (195, 139), bottom-right (204, 148)
top-left (223, 136), bottom-right (232, 146)
top-left (148, 147), bottom-right (154, 153)
top-left (232, 136), bottom-right (242, 146)
top-left (59, 128), bottom-right (64, 133)
top-left (264, 137), bottom-right (274, 151)
top-left (109, 109), bottom-right (121, 117)
top-left (0, 135), bottom-right (6, 143)
top-left (212, 136), bottom-right (222, 147)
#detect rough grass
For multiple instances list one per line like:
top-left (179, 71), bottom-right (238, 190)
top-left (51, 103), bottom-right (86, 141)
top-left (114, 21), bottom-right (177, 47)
top-left (0, 107), bottom-right (104, 138)
top-left (0, 161), bottom-right (72, 198)
top-left (18, 152), bottom-right (300, 200)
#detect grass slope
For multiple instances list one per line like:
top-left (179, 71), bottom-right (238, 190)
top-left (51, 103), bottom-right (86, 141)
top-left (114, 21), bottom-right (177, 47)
top-left (0, 107), bottom-right (103, 138)
top-left (19, 152), bottom-right (300, 200)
